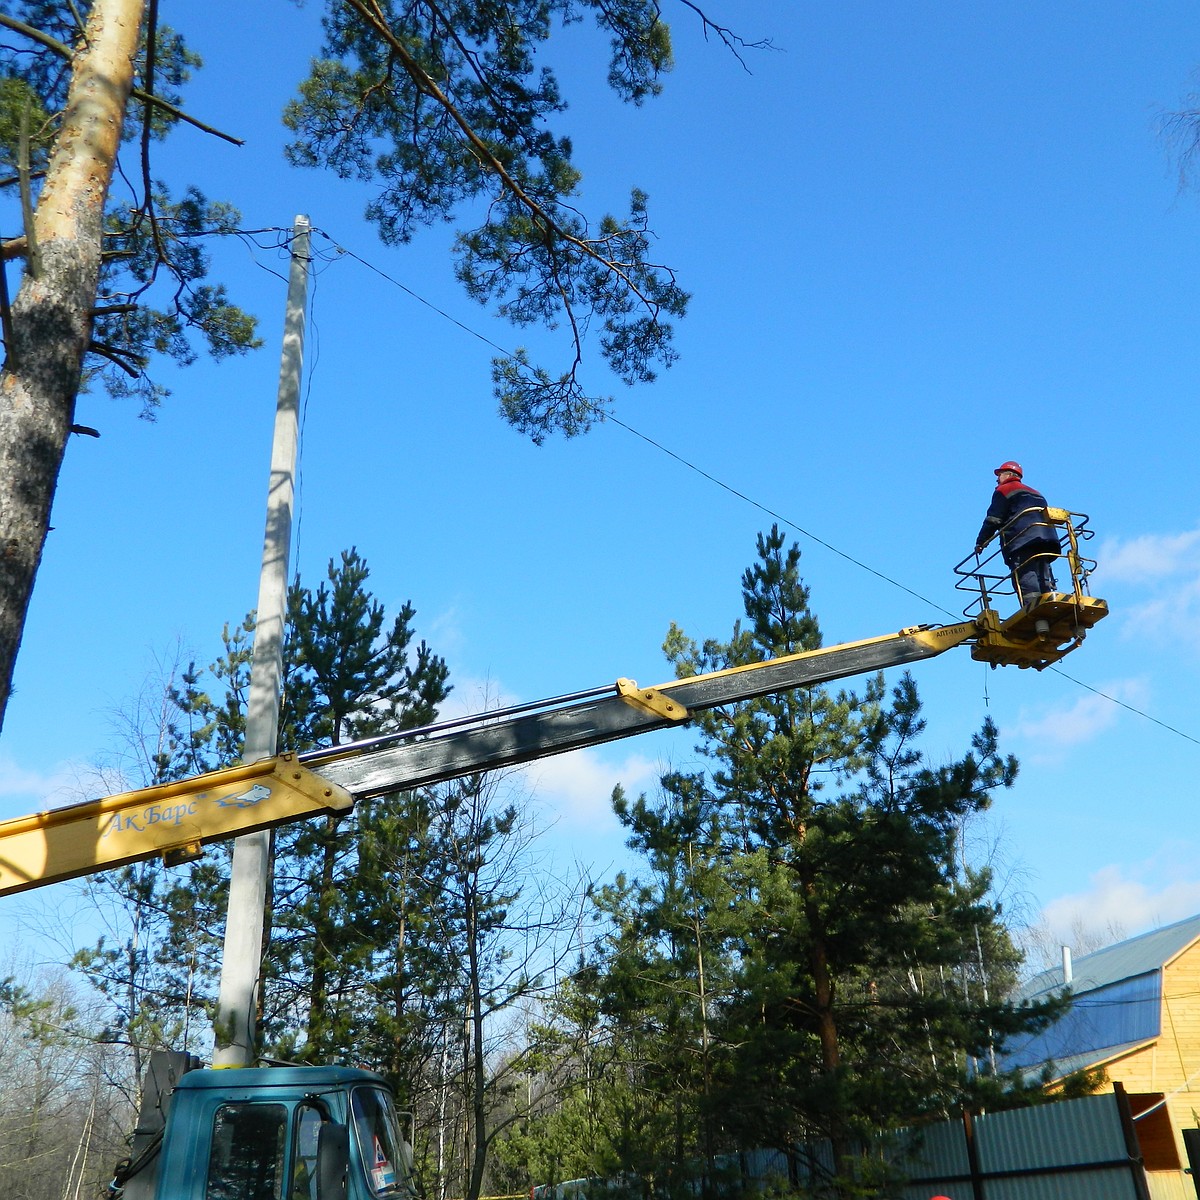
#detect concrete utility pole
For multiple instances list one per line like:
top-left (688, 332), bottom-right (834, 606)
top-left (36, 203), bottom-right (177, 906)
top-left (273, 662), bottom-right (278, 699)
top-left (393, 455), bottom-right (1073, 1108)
top-left (213, 216), bottom-right (311, 1067)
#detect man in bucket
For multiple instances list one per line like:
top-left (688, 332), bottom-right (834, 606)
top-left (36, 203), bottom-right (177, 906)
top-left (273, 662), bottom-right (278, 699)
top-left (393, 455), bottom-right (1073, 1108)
top-left (975, 461), bottom-right (1060, 608)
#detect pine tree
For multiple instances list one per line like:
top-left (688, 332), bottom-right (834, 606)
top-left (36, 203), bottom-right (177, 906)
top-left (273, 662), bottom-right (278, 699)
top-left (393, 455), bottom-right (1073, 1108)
top-left (586, 776), bottom-right (739, 1196)
top-left (145, 549), bottom-right (450, 1066)
top-left (269, 549), bottom-right (450, 1061)
top-left (585, 527), bottom-right (1060, 1195)
top-left (0, 0), bottom-right (734, 731)
top-left (489, 968), bottom-right (613, 1191)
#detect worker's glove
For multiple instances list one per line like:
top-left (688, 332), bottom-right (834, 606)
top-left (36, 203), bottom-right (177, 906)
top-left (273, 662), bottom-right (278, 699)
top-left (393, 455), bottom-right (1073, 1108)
top-left (974, 544), bottom-right (986, 556)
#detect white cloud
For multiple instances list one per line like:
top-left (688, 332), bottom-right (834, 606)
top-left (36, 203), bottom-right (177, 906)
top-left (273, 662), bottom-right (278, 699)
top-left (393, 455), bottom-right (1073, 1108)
top-left (1117, 575), bottom-right (1200, 651)
top-left (518, 748), bottom-right (659, 830)
top-left (425, 605), bottom-right (468, 666)
top-left (421, 666), bottom-right (669, 829)
top-left (1038, 860), bottom-right (1200, 949)
top-left (439, 670), bottom-right (522, 721)
top-left (1091, 527), bottom-right (1200, 652)
top-left (0, 755), bottom-right (84, 812)
top-left (1098, 529), bottom-right (1200, 583)
top-left (1010, 678), bottom-right (1146, 761)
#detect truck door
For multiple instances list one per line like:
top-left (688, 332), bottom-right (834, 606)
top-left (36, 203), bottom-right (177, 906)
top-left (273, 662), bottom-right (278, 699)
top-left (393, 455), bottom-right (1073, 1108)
top-left (348, 1086), bottom-right (415, 1197)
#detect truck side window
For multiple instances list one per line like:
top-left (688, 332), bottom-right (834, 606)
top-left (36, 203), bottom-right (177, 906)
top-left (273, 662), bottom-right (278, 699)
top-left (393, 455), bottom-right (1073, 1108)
top-left (290, 1103), bottom-right (323, 1200)
top-left (206, 1102), bottom-right (288, 1200)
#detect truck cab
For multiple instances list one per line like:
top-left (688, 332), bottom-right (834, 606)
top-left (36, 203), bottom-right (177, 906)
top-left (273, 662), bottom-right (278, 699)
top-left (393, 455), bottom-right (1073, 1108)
top-left (116, 1058), bottom-right (415, 1200)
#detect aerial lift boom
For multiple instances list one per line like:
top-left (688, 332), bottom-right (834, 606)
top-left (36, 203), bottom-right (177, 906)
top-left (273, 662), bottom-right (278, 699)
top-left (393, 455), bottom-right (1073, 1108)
top-left (0, 510), bottom-right (1105, 1200)
top-left (0, 508), bottom-right (1106, 897)
top-left (0, 624), bottom-right (980, 896)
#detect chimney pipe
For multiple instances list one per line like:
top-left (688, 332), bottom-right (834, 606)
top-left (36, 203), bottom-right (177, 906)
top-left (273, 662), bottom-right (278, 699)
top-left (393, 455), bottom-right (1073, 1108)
top-left (1062, 945), bottom-right (1073, 986)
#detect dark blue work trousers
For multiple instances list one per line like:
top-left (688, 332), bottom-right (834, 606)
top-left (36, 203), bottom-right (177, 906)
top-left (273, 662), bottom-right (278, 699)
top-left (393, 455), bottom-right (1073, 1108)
top-left (1012, 541), bottom-right (1059, 608)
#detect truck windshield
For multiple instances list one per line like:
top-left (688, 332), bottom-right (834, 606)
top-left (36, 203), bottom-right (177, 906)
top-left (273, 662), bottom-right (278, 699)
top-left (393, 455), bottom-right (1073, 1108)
top-left (350, 1086), bottom-right (414, 1197)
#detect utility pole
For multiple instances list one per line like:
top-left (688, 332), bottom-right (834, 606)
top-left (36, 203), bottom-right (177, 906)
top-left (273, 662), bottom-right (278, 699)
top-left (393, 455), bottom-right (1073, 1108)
top-left (213, 215), bottom-right (311, 1067)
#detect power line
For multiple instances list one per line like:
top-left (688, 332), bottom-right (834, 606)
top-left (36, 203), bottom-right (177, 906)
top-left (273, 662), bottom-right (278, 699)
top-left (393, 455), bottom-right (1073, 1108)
top-left (311, 229), bottom-right (957, 618)
top-left (597, 409), bottom-right (960, 620)
top-left (311, 231), bottom-right (512, 357)
top-left (1047, 665), bottom-right (1200, 748)
top-left (280, 224), bottom-right (1198, 751)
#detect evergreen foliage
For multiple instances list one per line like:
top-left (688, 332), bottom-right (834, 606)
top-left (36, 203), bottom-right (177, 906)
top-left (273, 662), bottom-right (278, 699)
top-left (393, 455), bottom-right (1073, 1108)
top-left (542, 527), bottom-right (1065, 1195)
top-left (66, 547), bottom-right (594, 1200)
top-left (282, 0), bottom-right (689, 440)
top-left (159, 550), bottom-right (452, 1071)
top-left (0, 0), bottom-right (744, 733)
top-left (0, 0), bottom-right (261, 414)
top-left (69, 551), bottom-right (451, 1083)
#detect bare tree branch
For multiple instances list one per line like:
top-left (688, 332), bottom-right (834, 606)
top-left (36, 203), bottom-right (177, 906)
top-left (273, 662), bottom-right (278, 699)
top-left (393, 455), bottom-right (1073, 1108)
top-left (675, 0), bottom-right (778, 69)
top-left (87, 340), bottom-right (146, 377)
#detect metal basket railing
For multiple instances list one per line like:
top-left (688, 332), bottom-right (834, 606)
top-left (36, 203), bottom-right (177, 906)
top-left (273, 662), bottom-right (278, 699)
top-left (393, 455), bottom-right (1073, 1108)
top-left (953, 508), bottom-right (1099, 619)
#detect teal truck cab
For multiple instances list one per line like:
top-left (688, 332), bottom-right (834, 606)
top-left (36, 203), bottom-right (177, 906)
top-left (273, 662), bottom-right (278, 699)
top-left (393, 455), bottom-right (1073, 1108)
top-left (114, 1053), bottom-right (414, 1200)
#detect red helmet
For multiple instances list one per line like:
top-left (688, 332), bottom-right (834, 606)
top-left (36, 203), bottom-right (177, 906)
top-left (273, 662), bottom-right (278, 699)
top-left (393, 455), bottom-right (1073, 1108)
top-left (994, 460), bottom-right (1022, 477)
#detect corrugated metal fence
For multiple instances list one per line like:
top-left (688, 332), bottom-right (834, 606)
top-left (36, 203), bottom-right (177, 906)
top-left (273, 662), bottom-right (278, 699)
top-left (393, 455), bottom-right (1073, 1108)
top-left (887, 1089), bottom-right (1150, 1200)
top-left (533, 1087), bottom-right (1156, 1199)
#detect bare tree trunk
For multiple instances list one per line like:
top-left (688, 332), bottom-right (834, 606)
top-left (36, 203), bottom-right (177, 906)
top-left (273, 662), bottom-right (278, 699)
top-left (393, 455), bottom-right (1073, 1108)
top-left (437, 1035), bottom-right (450, 1200)
top-left (465, 893), bottom-right (488, 1200)
top-left (306, 814), bottom-right (341, 1052)
top-left (687, 840), bottom-right (716, 1197)
top-left (0, 0), bottom-right (143, 732)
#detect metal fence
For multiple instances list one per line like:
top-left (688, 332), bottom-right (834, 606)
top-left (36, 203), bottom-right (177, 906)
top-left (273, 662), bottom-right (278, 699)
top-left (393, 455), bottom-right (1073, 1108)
top-left (887, 1089), bottom-right (1150, 1200)
top-left (532, 1087), bottom-right (1155, 1199)
top-left (719, 1087), bottom-right (1152, 1198)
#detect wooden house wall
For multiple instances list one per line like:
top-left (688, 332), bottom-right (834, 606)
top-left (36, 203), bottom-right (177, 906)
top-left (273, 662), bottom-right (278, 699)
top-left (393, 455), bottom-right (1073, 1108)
top-left (1162, 944), bottom-right (1200, 1094)
top-left (1098, 945), bottom-right (1200, 1164)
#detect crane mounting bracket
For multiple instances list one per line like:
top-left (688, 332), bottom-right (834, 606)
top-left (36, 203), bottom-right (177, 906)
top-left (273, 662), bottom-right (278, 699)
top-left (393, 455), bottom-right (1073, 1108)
top-left (616, 678), bottom-right (691, 721)
top-left (971, 595), bottom-right (1109, 670)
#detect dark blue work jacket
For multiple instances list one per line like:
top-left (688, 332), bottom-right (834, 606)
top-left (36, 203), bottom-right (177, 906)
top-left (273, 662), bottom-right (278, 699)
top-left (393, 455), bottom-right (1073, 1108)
top-left (977, 481), bottom-right (1057, 566)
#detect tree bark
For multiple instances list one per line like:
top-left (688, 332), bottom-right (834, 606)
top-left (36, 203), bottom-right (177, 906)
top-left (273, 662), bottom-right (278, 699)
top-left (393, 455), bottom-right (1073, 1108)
top-left (465, 888), bottom-right (488, 1200)
top-left (0, 0), bottom-right (144, 732)
top-left (806, 897), bottom-right (854, 1192)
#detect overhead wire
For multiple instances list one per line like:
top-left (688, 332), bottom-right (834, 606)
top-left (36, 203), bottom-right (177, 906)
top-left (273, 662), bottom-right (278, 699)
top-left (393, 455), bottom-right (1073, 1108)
top-left (1046, 665), bottom-right (1200, 748)
top-left (231, 223), bottom-right (1197, 750)
top-left (311, 231), bottom-right (958, 617)
top-left (596, 410), bottom-right (961, 620)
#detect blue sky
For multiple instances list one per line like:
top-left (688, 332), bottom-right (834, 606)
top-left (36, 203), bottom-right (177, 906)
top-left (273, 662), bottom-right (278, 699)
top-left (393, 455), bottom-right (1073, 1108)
top-left (2, 2), bottom-right (1200, 964)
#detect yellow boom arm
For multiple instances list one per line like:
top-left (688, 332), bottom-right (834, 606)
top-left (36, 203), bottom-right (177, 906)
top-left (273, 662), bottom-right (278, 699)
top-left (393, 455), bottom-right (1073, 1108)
top-left (0, 587), bottom-right (1104, 896)
top-left (0, 755), bottom-right (351, 895)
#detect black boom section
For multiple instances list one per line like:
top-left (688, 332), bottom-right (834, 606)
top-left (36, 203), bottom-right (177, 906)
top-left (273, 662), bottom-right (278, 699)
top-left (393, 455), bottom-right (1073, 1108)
top-left (307, 626), bottom-right (970, 802)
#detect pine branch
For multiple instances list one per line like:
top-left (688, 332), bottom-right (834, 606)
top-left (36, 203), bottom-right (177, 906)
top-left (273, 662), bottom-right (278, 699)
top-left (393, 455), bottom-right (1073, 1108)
top-left (88, 340), bottom-right (147, 377)
top-left (0, 249), bottom-right (11, 352)
top-left (0, 237), bottom-right (28, 262)
top-left (0, 12), bottom-right (245, 146)
top-left (341, 0), bottom-right (660, 313)
top-left (18, 106), bottom-right (42, 278)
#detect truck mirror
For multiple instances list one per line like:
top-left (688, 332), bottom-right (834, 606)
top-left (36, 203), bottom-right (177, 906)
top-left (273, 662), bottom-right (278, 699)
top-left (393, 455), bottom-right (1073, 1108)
top-left (316, 1122), bottom-right (349, 1200)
